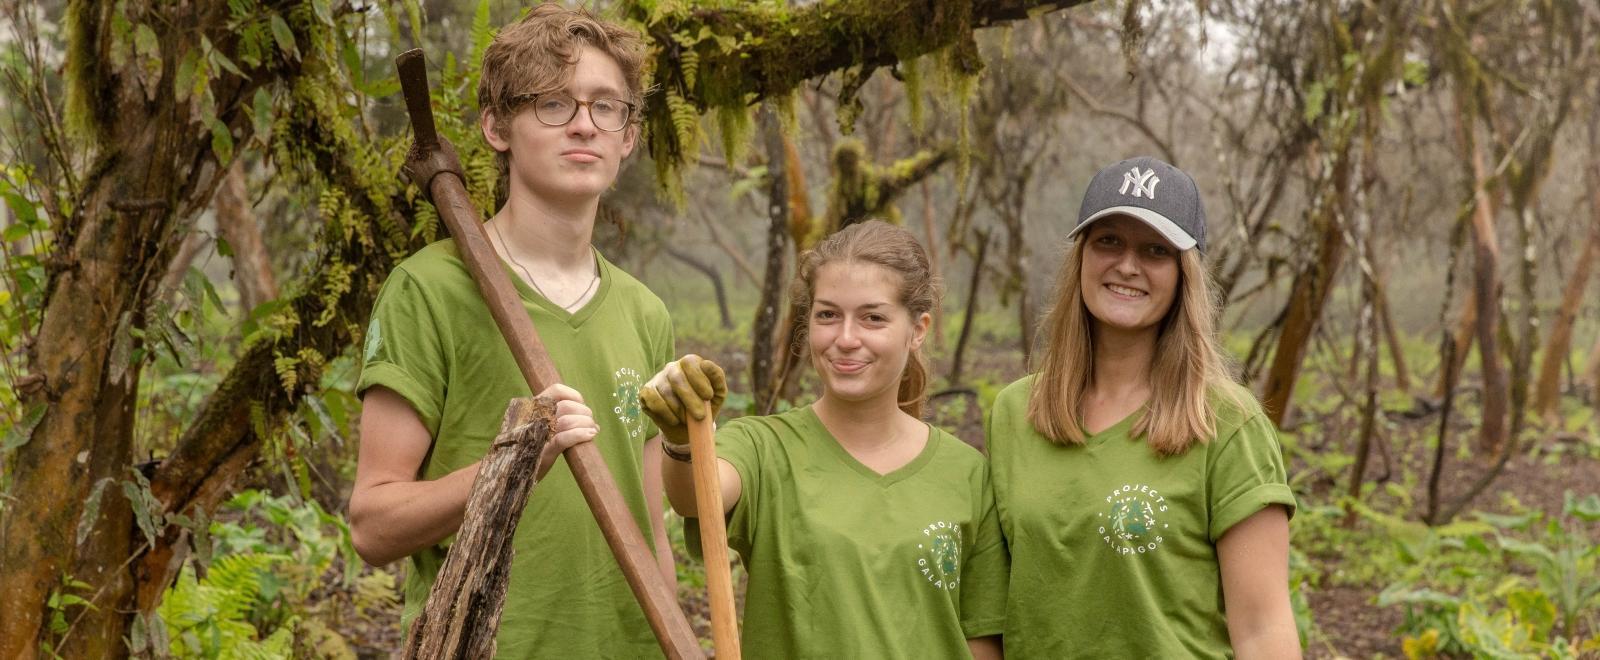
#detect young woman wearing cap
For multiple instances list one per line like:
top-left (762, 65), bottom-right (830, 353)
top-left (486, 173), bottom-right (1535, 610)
top-left (987, 157), bottom-right (1299, 658)
top-left (639, 221), bottom-right (1007, 659)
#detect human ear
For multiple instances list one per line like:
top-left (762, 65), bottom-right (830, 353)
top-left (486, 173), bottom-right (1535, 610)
top-left (909, 311), bottom-right (931, 351)
top-left (620, 123), bottom-right (637, 159)
top-left (481, 109), bottom-right (511, 153)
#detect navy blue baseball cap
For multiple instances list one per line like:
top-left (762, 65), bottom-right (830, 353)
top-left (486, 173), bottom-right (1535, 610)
top-left (1068, 156), bottom-right (1207, 253)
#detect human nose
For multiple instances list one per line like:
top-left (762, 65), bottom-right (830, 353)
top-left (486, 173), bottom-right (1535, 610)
top-left (566, 101), bottom-right (599, 137)
top-left (1113, 247), bottom-right (1140, 276)
top-left (835, 320), bottom-right (863, 349)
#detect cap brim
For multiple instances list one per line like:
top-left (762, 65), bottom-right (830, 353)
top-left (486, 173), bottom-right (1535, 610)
top-left (1069, 206), bottom-right (1198, 251)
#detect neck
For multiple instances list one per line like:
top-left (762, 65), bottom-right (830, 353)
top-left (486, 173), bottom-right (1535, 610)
top-left (492, 186), bottom-right (599, 271)
top-left (812, 391), bottom-right (908, 451)
top-left (1090, 323), bottom-right (1157, 400)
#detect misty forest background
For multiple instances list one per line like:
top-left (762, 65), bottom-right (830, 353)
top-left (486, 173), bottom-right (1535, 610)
top-left (1, 0), bottom-right (1598, 657)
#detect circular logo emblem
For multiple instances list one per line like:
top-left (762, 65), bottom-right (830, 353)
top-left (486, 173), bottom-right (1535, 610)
top-left (612, 367), bottom-right (644, 439)
top-left (1098, 483), bottom-right (1169, 556)
top-left (915, 520), bottom-right (962, 591)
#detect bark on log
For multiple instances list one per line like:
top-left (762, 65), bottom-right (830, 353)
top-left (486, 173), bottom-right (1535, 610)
top-left (402, 397), bottom-right (554, 660)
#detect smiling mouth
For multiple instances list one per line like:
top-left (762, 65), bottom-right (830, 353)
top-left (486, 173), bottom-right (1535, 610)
top-left (830, 359), bottom-right (868, 374)
top-left (1106, 283), bottom-right (1147, 297)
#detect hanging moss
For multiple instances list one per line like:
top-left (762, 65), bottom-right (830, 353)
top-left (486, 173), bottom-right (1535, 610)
top-left (620, 0), bottom-right (1085, 206)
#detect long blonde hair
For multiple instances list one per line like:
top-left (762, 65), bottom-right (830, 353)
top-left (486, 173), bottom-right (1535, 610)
top-left (790, 221), bottom-right (940, 418)
top-left (1026, 240), bottom-right (1239, 455)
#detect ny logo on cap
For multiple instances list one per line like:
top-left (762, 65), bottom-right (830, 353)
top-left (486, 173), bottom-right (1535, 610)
top-left (1119, 167), bottom-right (1160, 199)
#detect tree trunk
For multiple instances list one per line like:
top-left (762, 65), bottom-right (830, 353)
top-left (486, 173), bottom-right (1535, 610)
top-left (665, 246), bottom-right (733, 329)
top-left (949, 230), bottom-right (990, 387)
top-left (1259, 205), bottom-right (1347, 426)
top-left (156, 230), bottom-right (212, 301)
top-left (921, 180), bottom-right (944, 351)
top-left (214, 160), bottom-right (279, 311)
top-left (1458, 103), bottom-right (1508, 457)
top-left (1343, 246), bottom-right (1381, 528)
top-left (752, 105), bottom-right (790, 416)
top-left (1586, 331), bottom-right (1600, 397)
top-left (1373, 259), bottom-right (1411, 396)
top-left (1532, 174), bottom-right (1600, 421)
top-left (0, 1), bottom-right (293, 652)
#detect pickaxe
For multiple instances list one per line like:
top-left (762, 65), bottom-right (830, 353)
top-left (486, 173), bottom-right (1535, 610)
top-left (394, 48), bottom-right (702, 659)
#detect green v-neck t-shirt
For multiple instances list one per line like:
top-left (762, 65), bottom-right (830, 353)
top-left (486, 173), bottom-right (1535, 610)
top-left (986, 376), bottom-right (1296, 659)
top-left (357, 239), bottom-right (674, 659)
top-left (690, 405), bottom-right (1009, 659)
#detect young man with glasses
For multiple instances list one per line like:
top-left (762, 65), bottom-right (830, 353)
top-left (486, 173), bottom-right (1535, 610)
top-left (349, 5), bottom-right (678, 657)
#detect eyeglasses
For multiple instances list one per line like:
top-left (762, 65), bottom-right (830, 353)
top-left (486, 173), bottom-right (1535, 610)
top-left (510, 92), bottom-right (635, 132)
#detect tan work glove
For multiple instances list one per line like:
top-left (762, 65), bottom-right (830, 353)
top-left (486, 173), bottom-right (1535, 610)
top-left (639, 354), bottom-right (728, 449)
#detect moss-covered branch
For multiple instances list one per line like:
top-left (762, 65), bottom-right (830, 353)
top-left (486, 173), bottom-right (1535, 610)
top-left (630, 0), bottom-right (1090, 198)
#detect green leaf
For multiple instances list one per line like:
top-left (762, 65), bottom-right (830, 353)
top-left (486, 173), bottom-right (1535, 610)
top-left (1565, 491), bottom-right (1600, 522)
top-left (1303, 81), bottom-right (1327, 124)
top-left (1402, 59), bottom-right (1428, 87)
top-left (133, 23), bottom-right (162, 100)
top-left (0, 179), bottom-right (40, 228)
top-left (269, 14), bottom-right (300, 61)
top-left (251, 87), bottom-right (272, 141)
top-left (1, 403), bottom-right (46, 452)
top-left (208, 46), bottom-right (245, 79)
top-left (174, 50), bottom-right (200, 104)
top-left (2, 222), bottom-right (29, 242)
top-left (209, 118), bottom-right (234, 163)
top-left (76, 478), bottom-right (117, 548)
top-left (311, 0), bottom-right (333, 26)
top-left (122, 480), bottom-right (160, 547)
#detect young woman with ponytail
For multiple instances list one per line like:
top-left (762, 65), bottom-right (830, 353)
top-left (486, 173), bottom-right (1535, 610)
top-left (643, 220), bottom-right (1007, 659)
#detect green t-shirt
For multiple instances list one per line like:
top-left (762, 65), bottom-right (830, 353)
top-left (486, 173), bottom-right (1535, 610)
top-left (691, 405), bottom-right (1009, 659)
top-left (356, 239), bottom-right (673, 659)
top-left (986, 376), bottom-right (1296, 659)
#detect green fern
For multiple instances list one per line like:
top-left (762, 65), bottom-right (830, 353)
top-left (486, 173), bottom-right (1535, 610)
top-left (158, 552), bottom-right (293, 659)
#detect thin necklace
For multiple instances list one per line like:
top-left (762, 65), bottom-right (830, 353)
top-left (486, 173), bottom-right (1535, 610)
top-left (489, 219), bottom-right (599, 312)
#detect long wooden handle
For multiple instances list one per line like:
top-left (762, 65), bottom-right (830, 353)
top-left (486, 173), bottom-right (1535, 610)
top-left (687, 415), bottom-right (741, 659)
top-left (395, 49), bottom-right (702, 659)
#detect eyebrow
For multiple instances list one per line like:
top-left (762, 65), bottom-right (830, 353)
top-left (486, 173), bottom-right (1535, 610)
top-left (572, 83), bottom-right (626, 99)
top-left (813, 300), bottom-right (888, 309)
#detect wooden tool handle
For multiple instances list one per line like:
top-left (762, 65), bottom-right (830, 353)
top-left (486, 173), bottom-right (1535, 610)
top-left (688, 415), bottom-right (741, 659)
top-left (396, 50), bottom-right (440, 149)
top-left (395, 49), bottom-right (702, 659)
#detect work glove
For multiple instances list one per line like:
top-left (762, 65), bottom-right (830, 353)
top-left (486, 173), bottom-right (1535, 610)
top-left (639, 354), bottom-right (728, 448)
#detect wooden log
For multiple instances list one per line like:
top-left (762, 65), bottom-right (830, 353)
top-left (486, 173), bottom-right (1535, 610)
top-left (402, 397), bottom-right (553, 659)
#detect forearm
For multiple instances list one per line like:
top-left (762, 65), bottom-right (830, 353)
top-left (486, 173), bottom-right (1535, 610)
top-left (1229, 615), bottom-right (1300, 660)
top-left (660, 450), bottom-right (700, 517)
top-left (967, 635), bottom-right (1003, 660)
top-left (349, 461), bottom-right (480, 566)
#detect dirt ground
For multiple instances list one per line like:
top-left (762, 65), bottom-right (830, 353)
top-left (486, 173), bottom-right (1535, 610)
top-left (1288, 396), bottom-right (1600, 659)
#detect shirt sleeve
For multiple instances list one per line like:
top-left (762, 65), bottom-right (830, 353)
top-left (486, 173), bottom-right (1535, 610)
top-left (1207, 412), bottom-right (1297, 542)
top-left (960, 460), bottom-right (1010, 639)
top-left (355, 267), bottom-right (449, 437)
top-left (639, 307), bottom-right (675, 442)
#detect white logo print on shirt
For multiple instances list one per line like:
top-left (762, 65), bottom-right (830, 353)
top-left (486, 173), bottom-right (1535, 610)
top-left (1098, 483), bottom-right (1169, 556)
